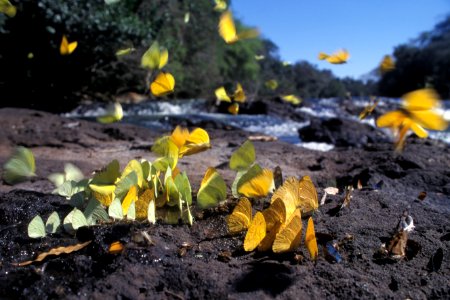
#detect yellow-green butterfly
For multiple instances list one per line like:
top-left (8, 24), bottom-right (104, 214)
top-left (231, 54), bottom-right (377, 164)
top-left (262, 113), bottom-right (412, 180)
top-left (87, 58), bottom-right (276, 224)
top-left (3, 146), bottom-right (36, 185)
top-left (141, 41), bottom-right (169, 70)
top-left (197, 167), bottom-right (227, 209)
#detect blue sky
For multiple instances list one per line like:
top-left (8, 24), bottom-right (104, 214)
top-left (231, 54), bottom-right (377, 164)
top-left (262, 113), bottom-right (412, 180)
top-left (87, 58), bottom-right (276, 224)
top-left (232, 0), bottom-right (450, 79)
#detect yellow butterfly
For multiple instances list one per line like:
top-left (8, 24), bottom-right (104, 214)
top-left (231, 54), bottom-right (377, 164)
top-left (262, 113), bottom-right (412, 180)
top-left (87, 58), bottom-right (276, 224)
top-left (89, 184), bottom-right (115, 207)
top-left (116, 47), bottom-right (136, 56)
top-left (271, 176), bottom-right (318, 217)
top-left (122, 185), bottom-right (138, 216)
top-left (60, 35), bottom-right (78, 55)
top-left (243, 211), bottom-right (266, 251)
top-left (298, 176), bottom-right (319, 214)
top-left (213, 0), bottom-right (227, 12)
top-left (281, 95), bottom-right (302, 105)
top-left (257, 219), bottom-right (282, 252)
top-left (215, 86), bottom-right (231, 102)
top-left (238, 168), bottom-right (274, 198)
top-left (151, 72), bottom-right (175, 97)
top-left (305, 217), bottom-right (318, 261)
top-left (218, 11), bottom-right (259, 44)
top-left (228, 103), bottom-right (239, 115)
top-left (135, 188), bottom-right (155, 220)
top-left (97, 102), bottom-right (123, 124)
top-left (141, 41), bottom-right (169, 70)
top-left (379, 55), bottom-right (395, 74)
top-left (170, 126), bottom-right (190, 149)
top-left (265, 80), bottom-right (278, 90)
top-left (227, 197), bottom-right (252, 234)
top-left (272, 208), bottom-right (302, 253)
top-left (359, 97), bottom-right (379, 120)
top-left (377, 88), bottom-right (448, 151)
top-left (178, 128), bottom-right (211, 157)
top-left (318, 49), bottom-right (349, 64)
top-left (215, 83), bottom-right (246, 103)
top-left (0, 0), bottom-right (16, 17)
top-left (262, 198), bottom-right (286, 231)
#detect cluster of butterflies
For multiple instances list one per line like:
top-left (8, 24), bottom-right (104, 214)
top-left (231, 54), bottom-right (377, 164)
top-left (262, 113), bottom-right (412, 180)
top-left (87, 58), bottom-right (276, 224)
top-left (227, 175), bottom-right (319, 257)
top-left (25, 125), bottom-right (213, 238)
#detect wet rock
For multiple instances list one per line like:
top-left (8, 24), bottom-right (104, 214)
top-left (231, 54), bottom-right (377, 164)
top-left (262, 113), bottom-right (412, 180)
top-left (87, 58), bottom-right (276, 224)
top-left (298, 117), bottom-right (387, 148)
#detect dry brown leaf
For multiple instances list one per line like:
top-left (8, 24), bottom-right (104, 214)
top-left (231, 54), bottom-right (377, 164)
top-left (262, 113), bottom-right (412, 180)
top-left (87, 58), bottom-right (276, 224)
top-left (15, 241), bottom-right (92, 266)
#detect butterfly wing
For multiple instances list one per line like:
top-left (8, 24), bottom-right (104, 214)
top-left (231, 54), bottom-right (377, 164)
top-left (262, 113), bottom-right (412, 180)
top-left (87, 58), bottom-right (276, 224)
top-left (305, 217), bottom-right (318, 261)
top-left (318, 52), bottom-right (329, 60)
top-left (97, 102), bottom-right (123, 124)
top-left (297, 175), bottom-right (318, 215)
top-left (227, 197), bottom-right (252, 234)
top-left (233, 83), bottom-right (246, 103)
top-left (215, 86), bottom-right (231, 102)
top-left (272, 208), bottom-right (302, 253)
top-left (409, 110), bottom-right (448, 131)
top-left (262, 198), bottom-right (286, 231)
top-left (380, 55), bottom-right (395, 73)
top-left (243, 212), bottom-right (266, 251)
top-left (327, 49), bottom-right (349, 64)
top-left (179, 128), bottom-right (211, 157)
top-left (402, 88), bottom-right (440, 111)
top-left (68, 41), bottom-right (77, 54)
top-left (219, 11), bottom-right (238, 43)
top-left (151, 72), bottom-right (175, 97)
top-left (238, 168), bottom-right (274, 198)
top-left (270, 176), bottom-right (299, 219)
top-left (228, 103), bottom-right (239, 115)
top-left (60, 35), bottom-right (69, 55)
top-left (170, 126), bottom-right (190, 149)
top-left (376, 110), bottom-right (407, 128)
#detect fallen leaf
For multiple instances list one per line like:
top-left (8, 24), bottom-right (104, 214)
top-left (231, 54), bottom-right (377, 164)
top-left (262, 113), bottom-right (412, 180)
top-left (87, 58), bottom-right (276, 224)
top-left (15, 241), bottom-right (91, 266)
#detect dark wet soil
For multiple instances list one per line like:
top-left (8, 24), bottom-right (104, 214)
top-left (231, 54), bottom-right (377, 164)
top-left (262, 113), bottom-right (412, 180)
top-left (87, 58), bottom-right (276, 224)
top-left (0, 108), bottom-right (449, 299)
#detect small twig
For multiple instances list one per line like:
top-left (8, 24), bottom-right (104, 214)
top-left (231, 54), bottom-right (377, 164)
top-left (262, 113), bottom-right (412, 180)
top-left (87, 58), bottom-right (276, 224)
top-left (164, 288), bottom-right (184, 300)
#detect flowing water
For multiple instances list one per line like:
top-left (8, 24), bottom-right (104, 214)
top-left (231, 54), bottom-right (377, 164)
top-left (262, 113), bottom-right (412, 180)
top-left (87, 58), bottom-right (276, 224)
top-left (66, 98), bottom-right (450, 151)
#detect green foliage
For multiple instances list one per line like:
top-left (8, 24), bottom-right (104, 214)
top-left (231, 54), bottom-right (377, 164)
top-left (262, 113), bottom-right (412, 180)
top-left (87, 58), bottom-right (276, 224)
top-left (0, 0), bottom-right (152, 111)
top-left (0, 0), bottom-right (378, 110)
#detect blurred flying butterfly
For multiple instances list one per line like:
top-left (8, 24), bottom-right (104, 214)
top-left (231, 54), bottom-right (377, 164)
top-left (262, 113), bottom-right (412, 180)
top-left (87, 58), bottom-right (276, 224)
top-left (141, 41), bottom-right (168, 70)
top-left (218, 11), bottom-right (259, 44)
top-left (60, 35), bottom-right (78, 55)
top-left (0, 0), bottom-right (16, 17)
top-left (151, 72), bottom-right (175, 97)
top-left (359, 97), bottom-right (379, 120)
top-left (377, 88), bottom-right (448, 151)
top-left (213, 0), bottom-right (227, 12)
top-left (281, 95), bottom-right (302, 105)
top-left (97, 102), bottom-right (123, 124)
top-left (379, 55), bottom-right (395, 74)
top-left (3, 146), bottom-right (36, 185)
top-left (318, 49), bottom-right (349, 64)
